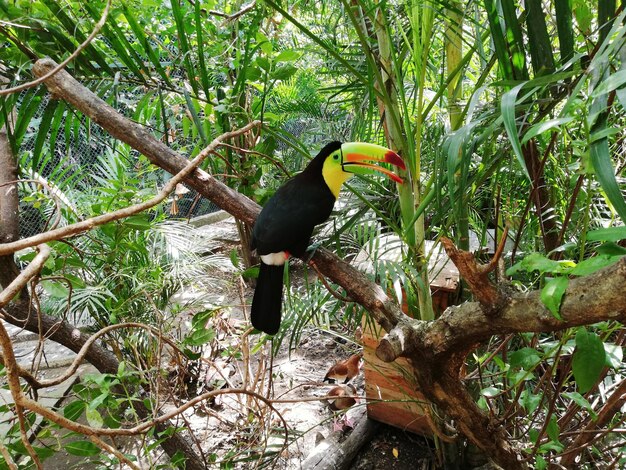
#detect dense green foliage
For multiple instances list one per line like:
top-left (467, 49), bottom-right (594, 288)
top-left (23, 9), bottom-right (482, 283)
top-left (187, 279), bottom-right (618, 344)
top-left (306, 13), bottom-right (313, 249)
top-left (0, 0), bottom-right (625, 468)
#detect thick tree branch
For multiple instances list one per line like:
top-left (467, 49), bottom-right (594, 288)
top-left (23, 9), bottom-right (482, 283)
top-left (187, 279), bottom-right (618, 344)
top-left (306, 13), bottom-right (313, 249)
top-left (0, 121), bottom-right (260, 255)
top-left (31, 58), bottom-right (261, 224)
top-left (423, 257), bottom-right (626, 354)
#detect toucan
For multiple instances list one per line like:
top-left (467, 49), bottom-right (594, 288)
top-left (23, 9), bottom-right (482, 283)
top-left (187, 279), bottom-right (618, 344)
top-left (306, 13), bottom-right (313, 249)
top-left (250, 141), bottom-right (405, 335)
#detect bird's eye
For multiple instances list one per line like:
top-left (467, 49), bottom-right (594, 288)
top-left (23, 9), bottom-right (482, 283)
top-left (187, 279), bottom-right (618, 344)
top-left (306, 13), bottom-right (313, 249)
top-left (333, 154), bottom-right (339, 160)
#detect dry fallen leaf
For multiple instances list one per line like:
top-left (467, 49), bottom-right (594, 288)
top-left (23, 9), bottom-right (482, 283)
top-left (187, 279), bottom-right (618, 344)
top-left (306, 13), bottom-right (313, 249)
top-left (392, 447), bottom-right (399, 458)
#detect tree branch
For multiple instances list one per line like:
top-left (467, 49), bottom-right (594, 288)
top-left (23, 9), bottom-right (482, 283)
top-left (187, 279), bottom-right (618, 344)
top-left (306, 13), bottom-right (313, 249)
top-left (0, 0), bottom-right (112, 96)
top-left (0, 125), bottom-right (20, 290)
top-left (0, 121), bottom-right (260, 256)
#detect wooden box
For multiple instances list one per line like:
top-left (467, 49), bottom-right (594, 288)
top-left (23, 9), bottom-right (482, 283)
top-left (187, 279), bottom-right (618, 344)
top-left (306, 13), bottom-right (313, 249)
top-left (362, 320), bottom-right (431, 434)
top-left (356, 237), bottom-right (460, 434)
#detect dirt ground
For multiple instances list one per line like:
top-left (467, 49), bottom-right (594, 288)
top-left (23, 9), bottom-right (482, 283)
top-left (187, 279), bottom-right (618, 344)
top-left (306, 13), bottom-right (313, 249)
top-left (351, 423), bottom-right (436, 469)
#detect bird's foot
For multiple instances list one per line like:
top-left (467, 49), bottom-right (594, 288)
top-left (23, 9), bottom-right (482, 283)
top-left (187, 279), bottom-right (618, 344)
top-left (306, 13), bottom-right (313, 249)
top-left (304, 242), bottom-right (323, 262)
top-left (332, 417), bottom-right (343, 433)
top-left (331, 415), bottom-right (354, 432)
top-left (342, 415), bottom-right (355, 430)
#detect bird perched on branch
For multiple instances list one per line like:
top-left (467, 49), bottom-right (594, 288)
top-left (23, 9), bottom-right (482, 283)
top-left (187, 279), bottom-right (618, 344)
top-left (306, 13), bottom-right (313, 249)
top-left (250, 141), bottom-right (404, 335)
top-left (323, 353), bottom-right (363, 384)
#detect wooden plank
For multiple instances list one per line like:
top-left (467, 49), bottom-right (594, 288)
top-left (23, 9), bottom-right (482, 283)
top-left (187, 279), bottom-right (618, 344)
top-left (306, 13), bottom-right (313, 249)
top-left (301, 409), bottom-right (380, 470)
top-left (361, 319), bottom-right (432, 436)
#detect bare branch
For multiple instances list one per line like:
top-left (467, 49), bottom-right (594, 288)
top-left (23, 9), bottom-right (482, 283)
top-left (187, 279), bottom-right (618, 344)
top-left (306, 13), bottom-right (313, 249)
top-left (0, 245), bottom-right (50, 307)
top-left (0, 0), bottom-right (112, 96)
top-left (35, 322), bottom-right (183, 389)
top-left (0, 121), bottom-right (260, 256)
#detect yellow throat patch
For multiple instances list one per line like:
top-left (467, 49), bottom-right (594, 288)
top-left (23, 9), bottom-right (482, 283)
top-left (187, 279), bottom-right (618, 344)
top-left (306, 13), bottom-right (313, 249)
top-left (322, 154), bottom-right (352, 198)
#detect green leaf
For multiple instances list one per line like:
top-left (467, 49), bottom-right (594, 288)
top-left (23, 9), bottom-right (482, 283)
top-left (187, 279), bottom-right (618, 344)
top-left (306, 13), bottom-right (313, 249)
top-left (509, 347), bottom-right (542, 370)
top-left (570, 255), bottom-right (623, 276)
top-left (508, 369), bottom-right (532, 385)
top-left (256, 32), bottom-right (273, 55)
top-left (540, 277), bottom-right (568, 319)
top-left (246, 66), bottom-right (262, 81)
top-left (595, 243), bottom-right (626, 256)
top-left (587, 226), bottom-right (626, 243)
top-left (275, 49), bottom-right (302, 62)
top-left (520, 389), bottom-right (542, 414)
top-left (229, 248), bottom-right (240, 269)
top-left (241, 266), bottom-right (260, 279)
top-left (480, 386), bottom-right (500, 397)
top-left (573, 0), bottom-right (592, 33)
top-left (535, 455), bottom-right (547, 470)
top-left (41, 280), bottom-right (69, 299)
top-left (592, 69), bottom-right (626, 97)
top-left (64, 440), bottom-right (101, 456)
top-left (86, 407), bottom-right (104, 428)
top-left (539, 440), bottom-right (564, 453)
top-left (521, 117), bottom-right (574, 145)
top-left (506, 253), bottom-right (573, 276)
top-left (562, 391), bottom-right (597, 419)
top-left (63, 401), bottom-right (85, 421)
top-left (501, 83), bottom-right (530, 180)
top-left (572, 328), bottom-right (606, 393)
top-left (183, 348), bottom-right (201, 360)
top-left (33, 445), bottom-right (55, 459)
top-left (191, 310), bottom-right (213, 329)
top-left (546, 415), bottom-right (560, 442)
top-left (589, 131), bottom-right (626, 222)
top-left (124, 214), bottom-right (152, 230)
top-left (529, 428), bottom-right (540, 444)
top-left (589, 127), bottom-right (620, 143)
top-left (257, 56), bottom-right (271, 71)
top-left (185, 328), bottom-right (215, 346)
top-left (522, 253), bottom-right (560, 273)
top-left (271, 64), bottom-right (297, 81)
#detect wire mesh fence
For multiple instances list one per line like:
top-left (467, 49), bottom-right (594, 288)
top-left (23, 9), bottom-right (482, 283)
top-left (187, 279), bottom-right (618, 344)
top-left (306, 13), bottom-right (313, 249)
top-left (16, 90), bottom-right (221, 238)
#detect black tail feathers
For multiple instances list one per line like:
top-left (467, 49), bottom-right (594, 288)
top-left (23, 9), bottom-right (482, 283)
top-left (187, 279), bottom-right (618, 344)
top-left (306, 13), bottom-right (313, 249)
top-left (251, 263), bottom-right (284, 335)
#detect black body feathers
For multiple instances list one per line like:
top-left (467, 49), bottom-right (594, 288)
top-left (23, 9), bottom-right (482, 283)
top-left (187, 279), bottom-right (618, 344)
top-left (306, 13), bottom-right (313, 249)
top-left (250, 142), bottom-right (341, 335)
top-left (250, 263), bottom-right (284, 335)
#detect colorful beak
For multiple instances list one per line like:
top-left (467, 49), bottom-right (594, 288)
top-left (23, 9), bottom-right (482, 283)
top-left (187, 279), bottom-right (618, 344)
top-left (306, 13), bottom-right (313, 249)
top-left (340, 142), bottom-right (405, 184)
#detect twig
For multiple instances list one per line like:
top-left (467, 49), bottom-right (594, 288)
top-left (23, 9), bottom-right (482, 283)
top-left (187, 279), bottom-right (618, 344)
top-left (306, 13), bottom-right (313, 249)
top-left (209, 1), bottom-right (256, 22)
top-left (35, 322), bottom-right (184, 389)
top-left (0, 317), bottom-right (42, 468)
top-left (0, 439), bottom-right (17, 470)
top-left (0, 121), bottom-right (260, 256)
top-left (0, 245), bottom-right (50, 307)
top-left (309, 260), bottom-right (354, 303)
top-left (483, 226), bottom-right (509, 274)
top-left (0, 0), bottom-right (112, 96)
top-left (439, 237), bottom-right (504, 311)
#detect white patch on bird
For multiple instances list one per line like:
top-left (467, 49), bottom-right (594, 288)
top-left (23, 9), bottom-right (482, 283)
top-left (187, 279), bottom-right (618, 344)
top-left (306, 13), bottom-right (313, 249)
top-left (261, 252), bottom-right (289, 266)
